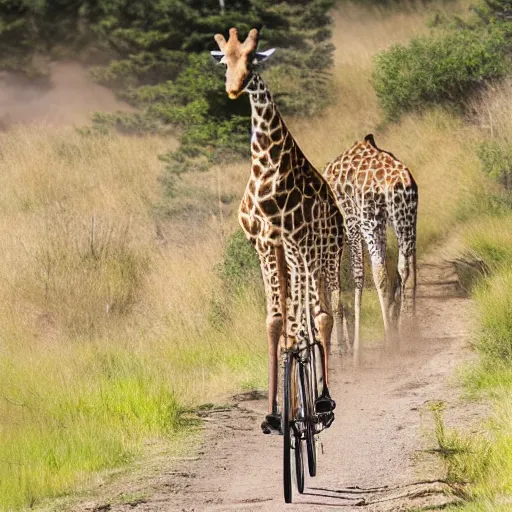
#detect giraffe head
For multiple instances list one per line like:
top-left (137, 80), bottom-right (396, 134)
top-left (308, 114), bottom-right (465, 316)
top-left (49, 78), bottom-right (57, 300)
top-left (211, 27), bottom-right (275, 99)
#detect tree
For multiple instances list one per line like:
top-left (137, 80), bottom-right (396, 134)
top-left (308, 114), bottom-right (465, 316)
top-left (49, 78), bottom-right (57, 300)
top-left (0, 0), bottom-right (337, 192)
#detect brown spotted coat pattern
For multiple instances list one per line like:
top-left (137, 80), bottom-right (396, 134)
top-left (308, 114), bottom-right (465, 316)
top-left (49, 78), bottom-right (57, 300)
top-left (240, 73), bottom-right (344, 352)
top-left (324, 135), bottom-right (418, 345)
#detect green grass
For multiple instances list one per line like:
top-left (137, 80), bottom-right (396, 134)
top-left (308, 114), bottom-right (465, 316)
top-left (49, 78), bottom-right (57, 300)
top-left (433, 214), bottom-right (512, 510)
top-left (0, 126), bottom-right (267, 510)
top-left (0, 299), bottom-right (267, 510)
top-left (437, 392), bottom-right (512, 508)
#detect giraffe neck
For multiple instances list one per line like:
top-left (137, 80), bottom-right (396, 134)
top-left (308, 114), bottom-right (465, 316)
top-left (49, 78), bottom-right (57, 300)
top-left (246, 73), bottom-right (296, 175)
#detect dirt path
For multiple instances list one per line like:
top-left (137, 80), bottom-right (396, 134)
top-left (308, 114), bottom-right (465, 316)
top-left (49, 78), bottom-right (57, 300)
top-left (71, 251), bottom-right (481, 512)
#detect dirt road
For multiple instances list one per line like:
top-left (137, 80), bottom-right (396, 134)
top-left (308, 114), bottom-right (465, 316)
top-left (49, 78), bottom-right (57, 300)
top-left (73, 251), bottom-right (481, 512)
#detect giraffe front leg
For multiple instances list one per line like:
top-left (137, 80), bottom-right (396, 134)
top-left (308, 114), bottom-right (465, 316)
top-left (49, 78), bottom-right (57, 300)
top-left (257, 247), bottom-right (285, 434)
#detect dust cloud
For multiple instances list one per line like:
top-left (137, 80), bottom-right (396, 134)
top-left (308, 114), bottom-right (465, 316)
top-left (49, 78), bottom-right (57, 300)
top-left (0, 61), bottom-right (134, 128)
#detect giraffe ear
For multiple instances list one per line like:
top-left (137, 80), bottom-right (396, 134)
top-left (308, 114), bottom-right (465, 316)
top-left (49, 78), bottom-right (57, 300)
top-left (210, 51), bottom-right (225, 64)
top-left (253, 48), bottom-right (276, 64)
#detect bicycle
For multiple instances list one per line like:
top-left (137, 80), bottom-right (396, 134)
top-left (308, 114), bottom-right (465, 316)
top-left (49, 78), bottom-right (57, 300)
top-left (281, 340), bottom-right (332, 503)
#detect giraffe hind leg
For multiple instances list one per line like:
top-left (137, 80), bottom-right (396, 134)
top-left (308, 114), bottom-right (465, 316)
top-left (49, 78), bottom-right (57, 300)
top-left (348, 230), bottom-right (364, 358)
top-left (389, 183), bottom-right (418, 332)
top-left (362, 219), bottom-right (393, 343)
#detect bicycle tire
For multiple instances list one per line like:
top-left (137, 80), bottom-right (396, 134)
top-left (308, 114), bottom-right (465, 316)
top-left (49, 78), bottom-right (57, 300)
top-left (301, 355), bottom-right (317, 477)
top-left (294, 432), bottom-right (305, 493)
top-left (283, 353), bottom-right (292, 504)
top-left (306, 416), bottom-right (317, 477)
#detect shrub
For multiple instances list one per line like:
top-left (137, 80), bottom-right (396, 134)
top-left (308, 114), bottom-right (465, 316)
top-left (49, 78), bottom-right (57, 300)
top-left (217, 228), bottom-right (261, 292)
top-left (477, 140), bottom-right (512, 190)
top-left (373, 26), bottom-right (510, 119)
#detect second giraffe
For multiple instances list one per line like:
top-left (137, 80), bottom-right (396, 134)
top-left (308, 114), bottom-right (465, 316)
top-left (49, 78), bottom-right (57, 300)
top-left (324, 134), bottom-right (418, 353)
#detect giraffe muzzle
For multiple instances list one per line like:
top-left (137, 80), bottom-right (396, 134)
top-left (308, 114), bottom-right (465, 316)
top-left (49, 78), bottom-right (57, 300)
top-left (228, 90), bottom-right (242, 99)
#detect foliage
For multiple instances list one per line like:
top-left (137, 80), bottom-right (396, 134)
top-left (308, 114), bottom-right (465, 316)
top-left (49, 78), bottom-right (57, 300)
top-left (210, 228), bottom-right (263, 328)
top-left (217, 228), bottom-right (261, 292)
top-left (477, 140), bottom-right (512, 189)
top-left (373, 26), bottom-right (510, 119)
top-left (473, 0), bottom-right (512, 23)
top-left (0, 0), bottom-right (337, 193)
top-left (372, 0), bottom-right (512, 119)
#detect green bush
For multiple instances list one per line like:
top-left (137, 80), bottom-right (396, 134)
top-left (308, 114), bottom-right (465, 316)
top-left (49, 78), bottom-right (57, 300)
top-left (373, 27), bottom-right (510, 119)
top-left (477, 140), bottom-right (512, 190)
top-left (208, 228), bottom-right (263, 329)
top-left (217, 228), bottom-right (261, 292)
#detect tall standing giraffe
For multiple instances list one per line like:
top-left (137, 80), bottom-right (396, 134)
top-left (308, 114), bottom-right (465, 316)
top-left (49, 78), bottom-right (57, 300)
top-left (324, 134), bottom-right (418, 353)
top-left (211, 28), bottom-right (345, 433)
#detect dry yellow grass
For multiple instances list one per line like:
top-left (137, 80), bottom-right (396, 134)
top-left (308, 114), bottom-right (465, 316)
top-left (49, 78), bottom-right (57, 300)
top-left (0, 0), bottom-right (497, 508)
top-left (471, 78), bottom-right (512, 143)
top-left (0, 126), bottom-right (267, 510)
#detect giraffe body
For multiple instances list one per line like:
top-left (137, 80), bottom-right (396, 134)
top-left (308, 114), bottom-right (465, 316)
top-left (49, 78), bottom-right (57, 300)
top-left (324, 134), bottom-right (418, 349)
top-left (212, 28), bottom-right (344, 423)
top-left (240, 73), bottom-right (344, 347)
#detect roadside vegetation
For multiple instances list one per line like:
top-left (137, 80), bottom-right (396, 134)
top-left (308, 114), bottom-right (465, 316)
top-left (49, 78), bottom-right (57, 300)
top-left (0, 0), bottom-right (511, 509)
top-left (0, 127), bottom-right (269, 510)
top-left (369, 0), bottom-right (512, 507)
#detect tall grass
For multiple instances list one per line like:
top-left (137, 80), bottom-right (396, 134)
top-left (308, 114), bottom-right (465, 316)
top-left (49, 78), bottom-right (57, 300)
top-left (0, 126), bottom-right (266, 510)
top-left (438, 190), bottom-right (512, 507)
top-left (438, 263), bottom-right (512, 510)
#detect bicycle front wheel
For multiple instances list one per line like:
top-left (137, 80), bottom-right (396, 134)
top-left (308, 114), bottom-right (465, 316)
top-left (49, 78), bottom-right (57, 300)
top-left (294, 431), bottom-right (304, 493)
top-left (283, 353), bottom-right (293, 503)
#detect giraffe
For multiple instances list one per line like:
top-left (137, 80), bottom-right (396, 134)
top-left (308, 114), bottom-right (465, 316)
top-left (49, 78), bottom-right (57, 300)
top-left (211, 27), bottom-right (345, 433)
top-left (323, 134), bottom-right (418, 354)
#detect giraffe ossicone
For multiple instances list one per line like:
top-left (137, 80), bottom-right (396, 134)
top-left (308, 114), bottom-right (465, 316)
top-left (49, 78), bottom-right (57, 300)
top-left (212, 27), bottom-right (347, 432)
